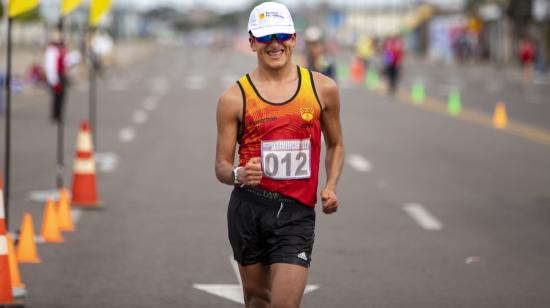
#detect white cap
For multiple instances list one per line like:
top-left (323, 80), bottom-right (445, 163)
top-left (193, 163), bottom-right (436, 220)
top-left (248, 2), bottom-right (295, 37)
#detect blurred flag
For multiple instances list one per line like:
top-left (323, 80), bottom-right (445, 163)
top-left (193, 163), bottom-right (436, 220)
top-left (62, 0), bottom-right (82, 17)
top-left (8, 0), bottom-right (40, 17)
top-left (89, 0), bottom-right (111, 27)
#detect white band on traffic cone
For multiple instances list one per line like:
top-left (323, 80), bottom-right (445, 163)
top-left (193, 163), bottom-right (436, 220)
top-left (78, 132), bottom-right (94, 153)
top-left (74, 158), bottom-right (96, 174)
top-left (0, 236), bottom-right (7, 255)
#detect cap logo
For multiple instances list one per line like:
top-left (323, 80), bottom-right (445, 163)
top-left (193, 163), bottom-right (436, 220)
top-left (259, 13), bottom-right (265, 19)
top-left (266, 11), bottom-right (284, 19)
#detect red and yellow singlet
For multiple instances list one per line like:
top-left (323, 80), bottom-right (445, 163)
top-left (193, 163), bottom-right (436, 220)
top-left (237, 66), bottom-right (322, 207)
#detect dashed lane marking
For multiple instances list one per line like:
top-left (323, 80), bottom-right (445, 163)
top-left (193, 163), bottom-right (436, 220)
top-left (133, 110), bottom-right (148, 125)
top-left (95, 152), bottom-right (119, 173)
top-left (403, 203), bottom-right (443, 231)
top-left (119, 127), bottom-right (136, 143)
top-left (143, 96), bottom-right (159, 111)
top-left (347, 154), bottom-right (372, 172)
top-left (150, 77), bottom-right (170, 94)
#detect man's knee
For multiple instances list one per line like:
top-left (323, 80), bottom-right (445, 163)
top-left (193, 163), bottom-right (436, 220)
top-left (271, 296), bottom-right (300, 308)
top-left (243, 285), bottom-right (270, 305)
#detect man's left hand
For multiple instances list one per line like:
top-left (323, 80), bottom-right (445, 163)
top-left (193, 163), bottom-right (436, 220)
top-left (321, 188), bottom-right (338, 214)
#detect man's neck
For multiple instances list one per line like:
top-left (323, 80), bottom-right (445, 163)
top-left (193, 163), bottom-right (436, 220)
top-left (254, 61), bottom-right (296, 83)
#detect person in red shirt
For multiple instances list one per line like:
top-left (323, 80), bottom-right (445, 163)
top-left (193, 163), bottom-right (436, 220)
top-left (519, 38), bottom-right (535, 85)
top-left (215, 2), bottom-right (344, 307)
top-left (383, 35), bottom-right (404, 94)
top-left (44, 31), bottom-right (67, 123)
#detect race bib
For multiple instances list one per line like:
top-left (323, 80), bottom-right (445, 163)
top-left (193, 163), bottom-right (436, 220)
top-left (261, 139), bottom-right (311, 180)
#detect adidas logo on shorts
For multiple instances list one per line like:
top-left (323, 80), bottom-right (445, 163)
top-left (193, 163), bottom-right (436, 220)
top-left (297, 252), bottom-right (308, 261)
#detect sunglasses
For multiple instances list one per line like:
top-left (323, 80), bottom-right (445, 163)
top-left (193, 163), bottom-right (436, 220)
top-left (254, 33), bottom-right (294, 44)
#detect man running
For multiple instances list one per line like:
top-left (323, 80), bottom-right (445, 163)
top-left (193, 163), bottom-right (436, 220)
top-left (215, 2), bottom-right (344, 307)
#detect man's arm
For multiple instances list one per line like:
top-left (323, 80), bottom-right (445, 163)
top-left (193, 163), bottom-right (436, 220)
top-left (313, 72), bottom-right (344, 214)
top-left (215, 84), bottom-right (242, 185)
top-left (215, 84), bottom-right (263, 186)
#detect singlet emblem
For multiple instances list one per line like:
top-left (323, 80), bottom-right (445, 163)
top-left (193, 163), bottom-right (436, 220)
top-left (300, 107), bottom-right (314, 122)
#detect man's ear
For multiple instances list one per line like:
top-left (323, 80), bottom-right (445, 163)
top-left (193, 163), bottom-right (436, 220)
top-left (249, 37), bottom-right (257, 52)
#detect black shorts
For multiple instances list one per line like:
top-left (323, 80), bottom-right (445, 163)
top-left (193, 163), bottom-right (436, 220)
top-left (227, 186), bottom-right (316, 268)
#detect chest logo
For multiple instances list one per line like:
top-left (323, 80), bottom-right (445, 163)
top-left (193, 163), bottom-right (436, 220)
top-left (300, 107), bottom-right (314, 122)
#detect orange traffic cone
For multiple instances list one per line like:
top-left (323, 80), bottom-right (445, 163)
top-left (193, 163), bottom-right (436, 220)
top-left (16, 213), bottom-right (41, 263)
top-left (6, 235), bottom-right (24, 290)
top-left (493, 101), bottom-right (508, 129)
top-left (41, 198), bottom-right (64, 243)
top-left (57, 188), bottom-right (74, 232)
top-left (71, 121), bottom-right (99, 207)
top-left (0, 178), bottom-right (14, 304)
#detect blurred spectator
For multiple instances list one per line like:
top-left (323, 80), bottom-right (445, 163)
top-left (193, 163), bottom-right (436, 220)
top-left (356, 35), bottom-right (375, 70)
top-left (304, 26), bottom-right (335, 79)
top-left (90, 29), bottom-right (114, 76)
top-left (383, 35), bottom-right (404, 94)
top-left (518, 37), bottom-right (535, 85)
top-left (26, 59), bottom-right (46, 87)
top-left (44, 31), bottom-right (81, 123)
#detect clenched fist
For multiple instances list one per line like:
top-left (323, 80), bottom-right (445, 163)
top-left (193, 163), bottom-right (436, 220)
top-left (238, 157), bottom-right (263, 187)
top-left (321, 187), bottom-right (338, 214)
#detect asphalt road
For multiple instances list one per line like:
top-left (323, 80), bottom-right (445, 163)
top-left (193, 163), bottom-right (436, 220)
top-left (1, 43), bottom-right (550, 307)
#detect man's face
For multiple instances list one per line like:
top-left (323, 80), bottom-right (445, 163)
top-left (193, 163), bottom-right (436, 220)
top-left (250, 34), bottom-right (296, 70)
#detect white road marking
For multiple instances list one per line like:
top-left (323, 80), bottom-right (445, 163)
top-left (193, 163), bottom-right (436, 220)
top-left (403, 203), bottom-right (443, 231)
top-left (95, 152), bottom-right (119, 173)
top-left (143, 96), bottom-right (159, 111)
top-left (27, 190), bottom-right (60, 203)
top-left (133, 110), bottom-right (148, 125)
top-left (194, 256), bottom-right (318, 304)
top-left (150, 77), bottom-right (170, 94)
top-left (119, 127), bottom-right (136, 143)
top-left (347, 154), bottom-right (372, 172)
top-left (72, 209), bottom-right (83, 225)
top-left (185, 75), bottom-right (207, 90)
top-left (465, 256), bottom-right (483, 264)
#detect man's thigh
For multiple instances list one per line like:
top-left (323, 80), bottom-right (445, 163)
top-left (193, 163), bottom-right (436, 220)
top-left (270, 263), bottom-right (309, 308)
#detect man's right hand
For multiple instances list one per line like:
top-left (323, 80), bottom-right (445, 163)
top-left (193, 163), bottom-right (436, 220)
top-left (239, 157), bottom-right (262, 186)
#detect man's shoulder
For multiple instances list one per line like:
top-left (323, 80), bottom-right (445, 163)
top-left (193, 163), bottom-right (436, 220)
top-left (219, 82), bottom-right (244, 105)
top-left (311, 71), bottom-right (338, 93)
top-left (311, 71), bottom-right (338, 108)
top-left (217, 82), bottom-right (244, 120)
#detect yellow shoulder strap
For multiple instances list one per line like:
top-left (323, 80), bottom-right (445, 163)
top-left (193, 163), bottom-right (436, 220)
top-left (237, 74), bottom-right (255, 100)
